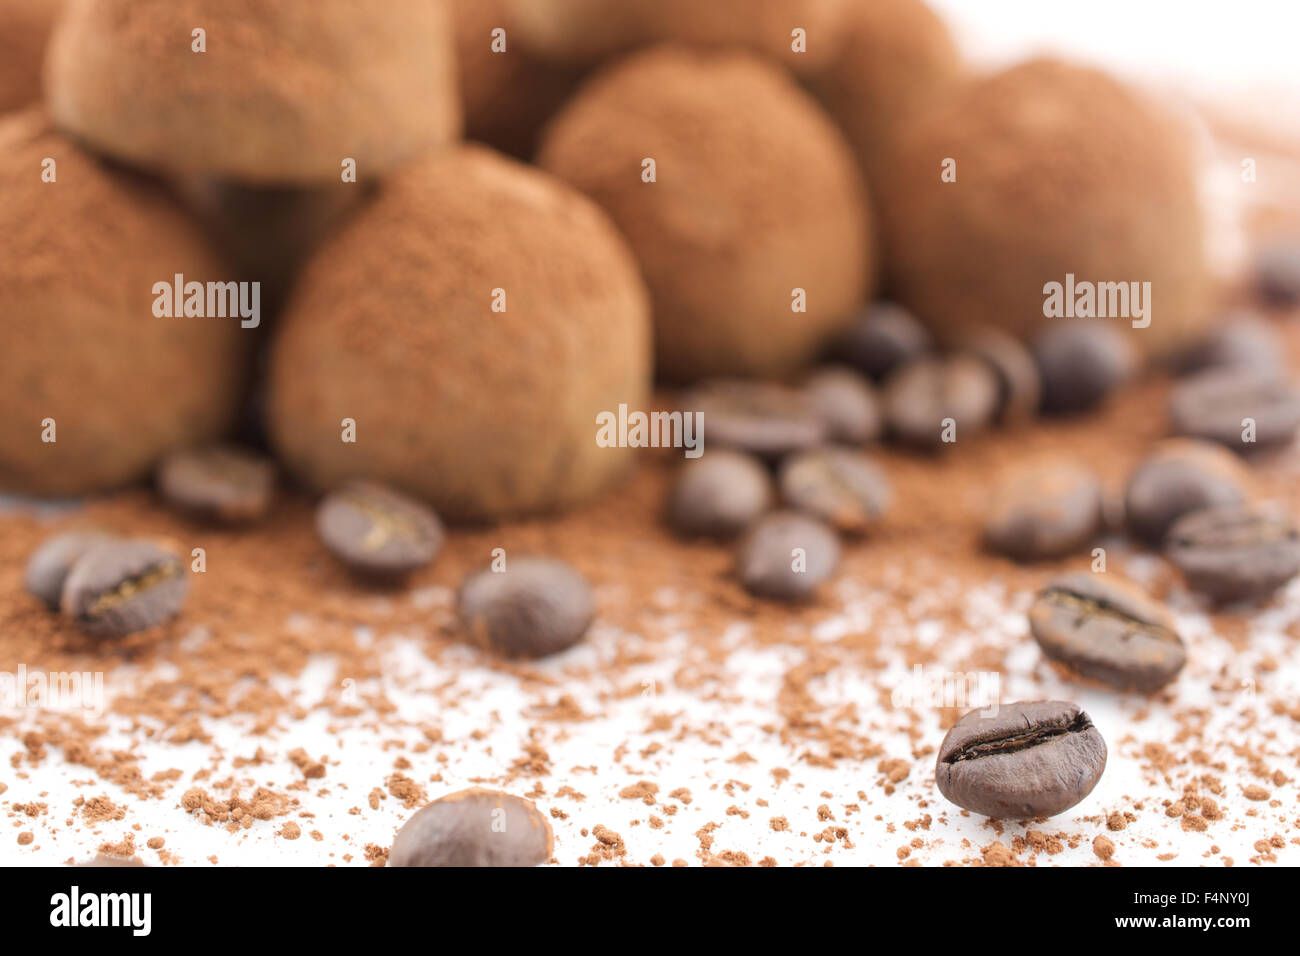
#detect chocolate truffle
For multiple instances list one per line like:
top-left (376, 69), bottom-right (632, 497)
top-left (0, 112), bottom-right (250, 496)
top-left (881, 59), bottom-right (1212, 356)
top-left (539, 46), bottom-right (871, 381)
top-left (0, 0), bottom-right (62, 112)
top-left (45, 0), bottom-right (460, 184)
top-left (266, 146), bottom-right (651, 522)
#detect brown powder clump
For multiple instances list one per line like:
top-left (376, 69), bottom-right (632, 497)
top-left (0, 0), bottom-right (63, 112)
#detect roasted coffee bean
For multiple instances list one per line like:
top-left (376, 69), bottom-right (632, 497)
top-left (666, 449), bottom-right (772, 539)
top-left (961, 327), bottom-right (1041, 423)
top-left (156, 444), bottom-right (276, 523)
top-left (983, 461), bottom-right (1102, 561)
top-left (60, 540), bottom-right (187, 638)
top-left (1033, 320), bottom-right (1135, 415)
top-left (1169, 314), bottom-right (1285, 378)
top-left (935, 700), bottom-right (1106, 819)
top-left (1028, 571), bottom-right (1186, 692)
top-left (802, 366), bottom-right (881, 445)
top-left (778, 447), bottom-right (890, 534)
top-left (882, 355), bottom-right (999, 449)
top-left (389, 787), bottom-right (553, 867)
top-left (1123, 439), bottom-right (1250, 545)
top-left (735, 511), bottom-right (840, 601)
top-left (681, 379), bottom-right (827, 459)
top-left (1169, 370), bottom-right (1300, 452)
top-left (1255, 237), bottom-right (1300, 306)
top-left (831, 301), bottom-right (932, 381)
top-left (25, 530), bottom-right (115, 609)
top-left (316, 481), bottom-right (444, 577)
top-left (1166, 505), bottom-right (1300, 603)
top-left (458, 557), bottom-right (594, 657)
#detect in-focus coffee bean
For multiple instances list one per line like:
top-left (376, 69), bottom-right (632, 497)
top-left (1123, 439), bottom-right (1250, 545)
top-left (316, 481), bottom-right (444, 577)
top-left (882, 354), bottom-right (999, 449)
top-left (802, 366), bottom-right (881, 445)
top-left (666, 449), bottom-right (772, 539)
top-left (1033, 319), bottom-right (1135, 415)
top-left (983, 461), bottom-right (1102, 561)
top-left (935, 700), bottom-right (1106, 818)
top-left (735, 511), bottom-right (840, 601)
top-left (1169, 370), bottom-right (1300, 452)
top-left (778, 447), bottom-right (890, 534)
top-left (156, 444), bottom-right (276, 523)
top-left (388, 787), bottom-right (553, 867)
top-left (458, 557), bottom-right (594, 657)
top-left (831, 301), bottom-right (932, 381)
top-left (25, 530), bottom-right (115, 609)
top-left (962, 327), bottom-right (1042, 423)
top-left (60, 540), bottom-right (187, 638)
top-left (1255, 237), bottom-right (1300, 306)
top-left (1028, 571), bottom-right (1186, 692)
top-left (682, 379), bottom-right (827, 459)
top-left (1166, 505), bottom-right (1300, 603)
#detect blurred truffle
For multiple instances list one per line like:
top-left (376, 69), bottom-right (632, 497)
top-left (0, 0), bottom-right (62, 112)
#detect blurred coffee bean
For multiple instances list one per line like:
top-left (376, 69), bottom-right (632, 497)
top-left (1168, 313), bottom-right (1284, 377)
top-left (666, 450), bottom-right (772, 539)
top-left (681, 379), bottom-right (826, 459)
top-left (316, 481), bottom-right (444, 577)
top-left (1169, 370), bottom-right (1300, 452)
top-left (1166, 505), bottom-right (1300, 603)
top-left (882, 355), bottom-right (999, 449)
top-left (962, 327), bottom-right (1041, 423)
top-left (1255, 238), bottom-right (1300, 306)
top-left (735, 511), bottom-right (840, 601)
top-left (61, 540), bottom-right (187, 638)
top-left (1033, 320), bottom-right (1135, 415)
top-left (831, 301), bottom-right (932, 380)
top-left (458, 557), bottom-right (593, 657)
top-left (389, 788), bottom-right (552, 867)
top-left (25, 530), bottom-right (115, 609)
top-left (1123, 439), bottom-right (1250, 545)
top-left (778, 447), bottom-right (891, 534)
top-left (983, 461), bottom-right (1102, 561)
top-left (157, 444), bottom-right (276, 524)
top-left (802, 366), bottom-right (881, 444)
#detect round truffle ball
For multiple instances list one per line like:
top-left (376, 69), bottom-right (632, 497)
top-left (45, 0), bottom-right (460, 184)
top-left (0, 0), bottom-right (62, 113)
top-left (266, 146), bottom-right (651, 522)
top-left (538, 46), bottom-right (871, 381)
top-left (881, 58), bottom-right (1212, 356)
top-left (0, 112), bottom-right (250, 496)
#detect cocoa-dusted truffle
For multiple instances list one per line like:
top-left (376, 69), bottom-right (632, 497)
top-left (539, 46), bottom-right (871, 381)
top-left (0, 112), bottom-right (250, 496)
top-left (0, 0), bottom-right (62, 112)
top-left (881, 59), bottom-right (1212, 356)
top-left (45, 0), bottom-right (460, 184)
top-left (266, 146), bottom-right (651, 522)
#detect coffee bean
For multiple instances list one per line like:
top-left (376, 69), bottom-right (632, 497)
top-left (458, 557), bottom-right (593, 657)
top-left (1028, 571), bottom-right (1185, 692)
top-left (983, 461), bottom-right (1102, 561)
top-left (1169, 369), bottom-right (1300, 452)
top-left (735, 511), bottom-right (840, 601)
top-left (1255, 238), bottom-right (1300, 306)
top-left (25, 530), bottom-right (115, 609)
top-left (802, 366), bottom-right (881, 444)
top-left (681, 379), bottom-right (827, 459)
top-left (961, 327), bottom-right (1041, 423)
top-left (316, 481), bottom-right (444, 577)
top-left (1169, 313), bottom-right (1285, 378)
top-left (1033, 320), bottom-right (1135, 415)
top-left (882, 355), bottom-right (999, 448)
top-left (778, 447), bottom-right (890, 534)
top-left (666, 449), bottom-right (772, 539)
top-left (1166, 505), bottom-right (1300, 603)
top-left (60, 540), bottom-right (187, 638)
top-left (831, 301), bottom-right (932, 381)
top-left (389, 787), bottom-right (552, 867)
top-left (1123, 439), bottom-right (1250, 545)
top-left (935, 700), bottom-right (1106, 819)
top-left (157, 444), bottom-right (276, 523)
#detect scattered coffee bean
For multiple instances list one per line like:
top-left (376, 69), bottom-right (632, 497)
top-left (60, 540), bottom-right (187, 638)
top-left (458, 557), bottom-right (594, 657)
top-left (1123, 439), bottom-right (1250, 545)
top-left (388, 787), bottom-right (553, 867)
top-left (156, 444), bottom-right (276, 523)
top-left (935, 700), bottom-right (1106, 819)
top-left (1028, 571), bottom-right (1186, 692)
top-left (316, 481), bottom-right (444, 577)
top-left (983, 461), bottom-right (1102, 561)
top-left (1169, 369), bottom-right (1300, 452)
top-left (666, 449), bottom-right (772, 539)
top-left (682, 379), bottom-right (827, 459)
top-left (1169, 313), bottom-right (1284, 378)
top-left (25, 530), bottom-right (115, 609)
top-left (882, 354), bottom-right (999, 448)
top-left (961, 327), bottom-right (1041, 423)
top-left (1166, 505), bottom-right (1300, 603)
top-left (735, 511), bottom-right (840, 601)
top-left (831, 301), bottom-right (932, 381)
top-left (1255, 237), bottom-right (1300, 306)
top-left (778, 447), bottom-right (890, 534)
top-left (1033, 320), bottom-right (1135, 415)
top-left (802, 366), bottom-right (881, 445)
